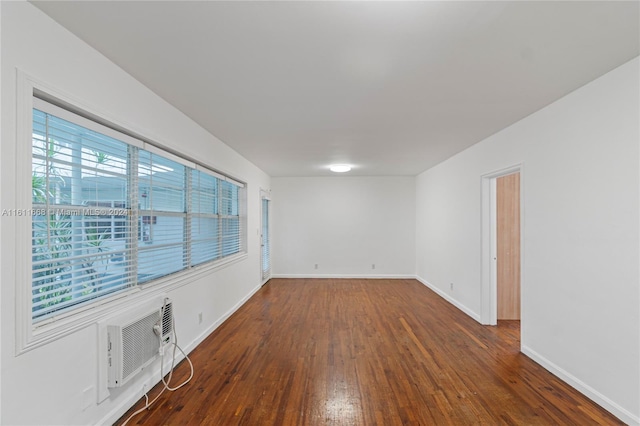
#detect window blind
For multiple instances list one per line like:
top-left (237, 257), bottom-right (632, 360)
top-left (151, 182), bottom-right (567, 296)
top-left (191, 169), bottom-right (220, 265)
top-left (32, 108), bottom-right (135, 320)
top-left (31, 99), bottom-right (246, 322)
top-left (137, 150), bottom-right (187, 282)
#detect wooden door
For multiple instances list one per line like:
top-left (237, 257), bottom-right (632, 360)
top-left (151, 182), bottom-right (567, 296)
top-left (497, 172), bottom-right (520, 320)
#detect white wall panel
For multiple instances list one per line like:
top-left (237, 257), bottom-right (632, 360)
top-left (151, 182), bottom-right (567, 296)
top-left (415, 57), bottom-right (639, 424)
top-left (272, 176), bottom-right (415, 277)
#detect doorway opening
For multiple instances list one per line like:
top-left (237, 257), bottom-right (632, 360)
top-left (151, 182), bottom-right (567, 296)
top-left (260, 190), bottom-right (271, 284)
top-left (481, 165), bottom-right (522, 342)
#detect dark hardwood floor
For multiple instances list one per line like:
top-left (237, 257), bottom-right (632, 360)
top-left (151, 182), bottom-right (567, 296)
top-left (116, 278), bottom-right (622, 425)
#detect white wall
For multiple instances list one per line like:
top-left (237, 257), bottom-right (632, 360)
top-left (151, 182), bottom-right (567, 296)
top-left (416, 57), bottom-right (639, 424)
top-left (1, 3), bottom-right (269, 425)
top-left (272, 176), bottom-right (415, 277)
top-left (0, 1), bottom-right (3, 422)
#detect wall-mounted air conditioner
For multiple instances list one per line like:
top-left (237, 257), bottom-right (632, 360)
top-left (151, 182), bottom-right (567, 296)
top-left (106, 298), bottom-right (173, 388)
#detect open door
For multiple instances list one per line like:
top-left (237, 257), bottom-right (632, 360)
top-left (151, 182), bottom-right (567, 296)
top-left (481, 165), bottom-right (522, 326)
top-left (496, 172), bottom-right (520, 320)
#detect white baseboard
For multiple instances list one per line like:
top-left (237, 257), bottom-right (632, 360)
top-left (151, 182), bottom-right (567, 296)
top-left (414, 275), bottom-right (481, 323)
top-left (98, 283), bottom-right (263, 426)
top-left (271, 273), bottom-right (416, 279)
top-left (187, 282), bottom-right (263, 353)
top-left (521, 345), bottom-right (639, 426)
top-left (415, 276), bottom-right (638, 424)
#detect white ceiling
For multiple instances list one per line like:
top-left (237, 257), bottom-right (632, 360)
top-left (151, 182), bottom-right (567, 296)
top-left (32, 1), bottom-right (639, 177)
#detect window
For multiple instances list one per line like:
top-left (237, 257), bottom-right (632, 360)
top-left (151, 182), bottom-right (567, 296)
top-left (31, 98), bottom-right (246, 323)
top-left (191, 169), bottom-right (220, 265)
top-left (31, 107), bottom-right (134, 321)
top-left (137, 150), bottom-right (187, 283)
top-left (220, 181), bottom-right (241, 257)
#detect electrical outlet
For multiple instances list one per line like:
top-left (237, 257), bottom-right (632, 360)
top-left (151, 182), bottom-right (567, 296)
top-left (450, 283), bottom-right (454, 291)
top-left (314, 264), bottom-right (318, 270)
top-left (198, 312), bottom-right (203, 324)
top-left (372, 264), bottom-right (376, 270)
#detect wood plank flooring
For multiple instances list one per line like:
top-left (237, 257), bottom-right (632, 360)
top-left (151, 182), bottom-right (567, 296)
top-left (116, 278), bottom-right (622, 425)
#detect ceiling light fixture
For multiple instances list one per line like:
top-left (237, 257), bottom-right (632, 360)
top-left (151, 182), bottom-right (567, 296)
top-left (329, 164), bottom-right (352, 173)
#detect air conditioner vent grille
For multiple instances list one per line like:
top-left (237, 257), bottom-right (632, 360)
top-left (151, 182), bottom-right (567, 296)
top-left (162, 302), bottom-right (173, 337)
top-left (106, 297), bottom-right (174, 388)
top-left (122, 311), bottom-right (160, 381)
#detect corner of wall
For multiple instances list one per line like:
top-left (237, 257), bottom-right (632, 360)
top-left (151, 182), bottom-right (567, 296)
top-left (414, 275), bottom-right (481, 323)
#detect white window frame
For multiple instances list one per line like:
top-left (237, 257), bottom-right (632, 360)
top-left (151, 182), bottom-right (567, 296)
top-left (15, 72), bottom-right (247, 354)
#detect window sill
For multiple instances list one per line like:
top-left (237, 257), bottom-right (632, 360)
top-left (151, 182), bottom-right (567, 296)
top-left (19, 252), bottom-right (248, 355)
top-left (138, 252), bottom-right (248, 292)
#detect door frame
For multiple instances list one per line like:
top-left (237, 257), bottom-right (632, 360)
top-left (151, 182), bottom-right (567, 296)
top-left (260, 189), bottom-right (271, 284)
top-left (481, 164), bottom-right (523, 326)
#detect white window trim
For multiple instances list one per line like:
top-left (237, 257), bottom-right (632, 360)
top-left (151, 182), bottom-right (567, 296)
top-left (15, 70), bottom-right (248, 354)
